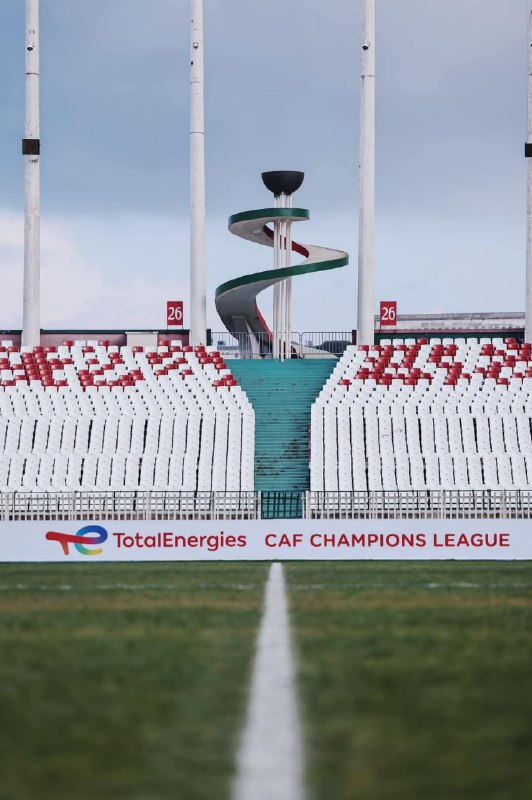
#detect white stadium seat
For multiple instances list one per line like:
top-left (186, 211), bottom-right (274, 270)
top-left (0, 341), bottom-right (254, 493)
top-left (311, 339), bottom-right (532, 493)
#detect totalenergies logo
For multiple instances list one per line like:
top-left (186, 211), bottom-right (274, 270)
top-left (46, 525), bottom-right (108, 556)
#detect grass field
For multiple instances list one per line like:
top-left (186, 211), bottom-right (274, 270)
top-left (0, 563), bottom-right (268, 800)
top-left (0, 561), bottom-right (531, 800)
top-left (286, 562), bottom-right (532, 800)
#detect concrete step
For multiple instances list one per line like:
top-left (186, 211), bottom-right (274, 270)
top-left (229, 358), bottom-right (336, 494)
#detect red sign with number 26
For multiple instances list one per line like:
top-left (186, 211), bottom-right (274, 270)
top-left (167, 301), bottom-right (184, 326)
top-left (380, 301), bottom-right (397, 327)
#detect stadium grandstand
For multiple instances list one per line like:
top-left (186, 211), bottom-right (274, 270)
top-left (0, 336), bottom-right (256, 520)
top-left (2, 4), bottom-right (532, 800)
top-left (310, 337), bottom-right (532, 518)
top-left (2, 325), bottom-right (532, 522)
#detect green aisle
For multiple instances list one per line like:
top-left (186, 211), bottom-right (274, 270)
top-left (229, 359), bottom-right (335, 517)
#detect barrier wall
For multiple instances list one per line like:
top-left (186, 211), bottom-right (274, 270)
top-left (1, 520), bottom-right (531, 561)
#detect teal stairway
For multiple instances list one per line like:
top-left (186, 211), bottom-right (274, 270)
top-left (228, 359), bottom-right (336, 518)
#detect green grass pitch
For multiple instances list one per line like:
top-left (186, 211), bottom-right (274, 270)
top-left (0, 561), bottom-right (531, 800)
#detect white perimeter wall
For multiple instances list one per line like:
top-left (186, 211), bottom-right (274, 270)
top-left (1, 520), bottom-right (531, 561)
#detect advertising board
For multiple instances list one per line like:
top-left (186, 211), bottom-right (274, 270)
top-left (1, 520), bottom-right (530, 562)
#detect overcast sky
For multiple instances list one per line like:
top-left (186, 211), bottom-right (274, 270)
top-left (0, 0), bottom-right (527, 333)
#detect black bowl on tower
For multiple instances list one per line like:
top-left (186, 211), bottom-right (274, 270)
top-left (262, 171), bottom-right (305, 197)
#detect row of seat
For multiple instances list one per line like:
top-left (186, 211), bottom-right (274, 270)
top-left (313, 452), bottom-right (532, 492)
top-left (0, 377), bottom-right (250, 418)
top-left (379, 337), bottom-right (521, 346)
top-left (311, 408), bottom-right (532, 491)
top-left (328, 341), bottom-right (532, 388)
top-left (311, 342), bottom-right (532, 493)
top-left (0, 449), bottom-right (247, 493)
top-left (313, 405), bottom-right (532, 456)
top-left (0, 342), bottom-right (237, 391)
top-left (0, 343), bottom-right (254, 493)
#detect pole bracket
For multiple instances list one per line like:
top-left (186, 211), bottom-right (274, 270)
top-left (22, 139), bottom-right (40, 156)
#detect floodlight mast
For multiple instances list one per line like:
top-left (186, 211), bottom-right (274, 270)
top-left (526, 0), bottom-right (532, 343)
top-left (190, 0), bottom-right (207, 346)
top-left (22, 0), bottom-right (41, 347)
top-left (357, 0), bottom-right (376, 346)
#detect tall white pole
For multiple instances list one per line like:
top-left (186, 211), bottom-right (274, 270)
top-left (526, 0), bottom-right (532, 342)
top-left (357, 0), bottom-right (376, 346)
top-left (190, 0), bottom-right (207, 346)
top-left (22, 0), bottom-right (41, 347)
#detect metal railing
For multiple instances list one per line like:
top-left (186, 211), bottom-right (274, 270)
top-left (2, 489), bottom-right (531, 522)
top-left (304, 490), bottom-right (532, 519)
top-left (300, 332), bottom-right (353, 358)
top-left (211, 331), bottom-right (353, 359)
top-left (0, 491), bottom-right (261, 522)
top-left (212, 331), bottom-right (274, 358)
top-left (261, 491), bottom-right (303, 519)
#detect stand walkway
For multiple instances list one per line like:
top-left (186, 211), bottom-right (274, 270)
top-left (228, 359), bottom-right (336, 517)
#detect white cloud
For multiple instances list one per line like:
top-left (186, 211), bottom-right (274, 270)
top-left (0, 210), bottom-right (189, 330)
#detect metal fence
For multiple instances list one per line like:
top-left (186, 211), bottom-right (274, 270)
top-left (299, 332), bottom-right (353, 358)
top-left (211, 332), bottom-right (353, 359)
top-left (261, 491), bottom-right (303, 519)
top-left (2, 490), bottom-right (531, 522)
top-left (304, 490), bottom-right (532, 519)
top-left (212, 331), bottom-right (273, 358)
top-left (0, 492), bottom-right (261, 522)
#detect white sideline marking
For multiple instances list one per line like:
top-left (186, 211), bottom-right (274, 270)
top-left (234, 562), bottom-right (304, 800)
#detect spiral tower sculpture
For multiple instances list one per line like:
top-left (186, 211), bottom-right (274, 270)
top-left (215, 172), bottom-right (349, 358)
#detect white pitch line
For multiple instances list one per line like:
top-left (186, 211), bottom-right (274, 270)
top-left (234, 562), bottom-right (304, 800)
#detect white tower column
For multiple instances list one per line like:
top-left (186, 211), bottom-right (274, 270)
top-left (272, 194), bottom-right (293, 361)
top-left (357, 0), bottom-right (376, 346)
top-left (526, 0), bottom-right (532, 343)
top-left (262, 171), bottom-right (303, 359)
top-left (273, 196), bottom-right (280, 359)
top-left (189, 0), bottom-right (207, 346)
top-left (22, 0), bottom-right (41, 347)
top-left (285, 205), bottom-right (293, 359)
